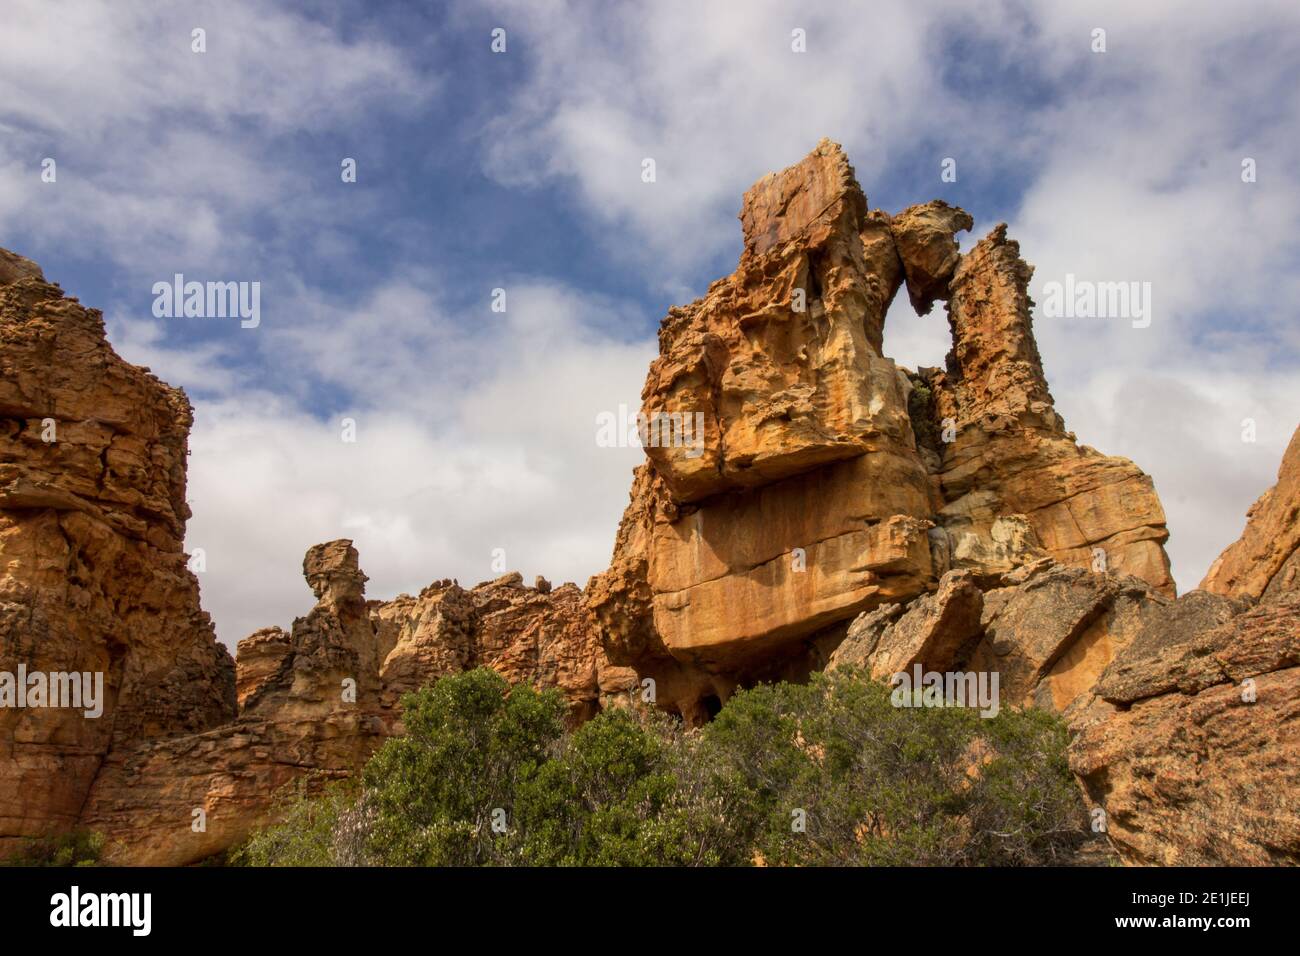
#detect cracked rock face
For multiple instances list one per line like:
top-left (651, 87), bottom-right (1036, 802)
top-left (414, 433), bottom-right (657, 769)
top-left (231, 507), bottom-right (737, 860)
top-left (77, 542), bottom-right (637, 864)
top-left (0, 250), bottom-right (634, 864)
top-left (587, 140), bottom-right (1174, 722)
top-left (1067, 425), bottom-right (1300, 865)
top-left (0, 258), bottom-right (235, 853)
top-left (830, 561), bottom-right (1177, 714)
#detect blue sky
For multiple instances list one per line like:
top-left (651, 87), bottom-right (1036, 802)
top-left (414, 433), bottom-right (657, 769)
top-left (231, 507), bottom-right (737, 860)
top-left (3, 0), bottom-right (1298, 646)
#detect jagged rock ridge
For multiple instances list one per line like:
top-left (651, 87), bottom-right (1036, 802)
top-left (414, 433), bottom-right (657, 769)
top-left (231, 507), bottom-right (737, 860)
top-left (77, 543), bottom-right (637, 865)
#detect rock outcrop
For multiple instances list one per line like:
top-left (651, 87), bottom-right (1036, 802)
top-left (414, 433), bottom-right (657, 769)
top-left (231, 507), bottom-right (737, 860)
top-left (0, 258), bottom-right (235, 855)
top-left (373, 569), bottom-right (637, 722)
top-left (826, 440), bottom-right (1298, 868)
top-left (923, 225), bottom-right (1173, 593)
top-left (0, 247), bottom-right (632, 864)
top-left (1067, 424), bottom-right (1300, 865)
top-left (829, 560), bottom-right (1187, 714)
top-left (1, 560), bottom-right (625, 864)
top-left (824, 425), bottom-right (1300, 866)
top-left (828, 569), bottom-right (984, 681)
top-left (587, 140), bottom-right (1173, 722)
top-left (76, 540), bottom-right (636, 864)
top-left (5, 139), bottom-right (1291, 868)
top-left (77, 541), bottom-right (387, 865)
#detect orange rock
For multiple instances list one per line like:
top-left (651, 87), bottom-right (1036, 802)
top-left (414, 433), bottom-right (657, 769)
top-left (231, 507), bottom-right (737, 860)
top-left (588, 142), bottom-right (1176, 720)
top-left (890, 200), bottom-right (972, 314)
top-left (80, 541), bottom-right (636, 864)
top-left (1069, 593), bottom-right (1300, 865)
top-left (1067, 429), bottom-right (1300, 865)
top-left (0, 256), bottom-right (234, 855)
top-left (1201, 424), bottom-right (1300, 601)
top-left (928, 225), bottom-right (1174, 594)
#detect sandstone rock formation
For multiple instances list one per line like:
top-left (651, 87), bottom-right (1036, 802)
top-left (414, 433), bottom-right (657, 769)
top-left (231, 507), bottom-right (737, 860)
top-left (0, 257), bottom-right (235, 855)
top-left (373, 568), bottom-right (637, 722)
top-left (587, 139), bottom-right (1173, 723)
top-left (828, 569), bottom-right (984, 681)
top-left (0, 247), bottom-right (633, 864)
top-left (4, 139), bottom-right (1291, 867)
top-left (826, 473), bottom-right (1297, 867)
top-left (1067, 424), bottom-right (1300, 865)
top-left (78, 541), bottom-right (387, 865)
top-left (822, 425), bottom-right (1299, 866)
top-left (922, 224), bottom-right (1173, 593)
top-left (75, 541), bottom-right (637, 865)
top-left (829, 560), bottom-right (1187, 714)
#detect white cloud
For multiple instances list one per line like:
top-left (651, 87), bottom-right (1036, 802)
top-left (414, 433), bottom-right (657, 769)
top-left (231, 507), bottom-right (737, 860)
top-left (9, 0), bottom-right (1300, 651)
top-left (0, 1), bottom-right (431, 137)
top-left (996, 2), bottom-right (1300, 587)
top-left (475, 0), bottom-right (966, 283)
top-left (0, 0), bottom-right (434, 273)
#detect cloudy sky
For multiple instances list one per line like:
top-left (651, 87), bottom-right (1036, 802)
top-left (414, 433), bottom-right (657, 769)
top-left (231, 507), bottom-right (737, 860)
top-left (2, 0), bottom-right (1297, 647)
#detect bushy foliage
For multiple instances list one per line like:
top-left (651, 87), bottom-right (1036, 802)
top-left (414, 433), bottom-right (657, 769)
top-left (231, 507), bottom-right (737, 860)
top-left (906, 377), bottom-right (940, 451)
top-left (1, 830), bottom-right (104, 867)
top-left (360, 667), bottom-right (567, 865)
top-left (695, 671), bottom-right (1085, 865)
top-left (235, 666), bottom-right (1087, 867)
top-left (233, 777), bottom-right (366, 867)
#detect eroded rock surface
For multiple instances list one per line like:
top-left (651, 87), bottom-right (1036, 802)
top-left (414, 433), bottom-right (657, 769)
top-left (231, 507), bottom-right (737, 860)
top-left (831, 560), bottom-right (1178, 714)
top-left (1067, 426), bottom-right (1300, 865)
top-left (0, 257), bottom-right (234, 853)
top-left (80, 540), bottom-right (637, 864)
top-left (587, 140), bottom-right (1175, 721)
top-left (375, 569), bottom-right (637, 722)
top-left (923, 226), bottom-right (1173, 593)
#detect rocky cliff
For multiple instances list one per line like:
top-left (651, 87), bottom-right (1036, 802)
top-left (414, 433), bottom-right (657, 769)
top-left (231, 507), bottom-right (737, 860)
top-left (1, 139), bottom-right (1294, 867)
top-left (1067, 424), bottom-right (1300, 864)
top-left (586, 140), bottom-right (1172, 725)
top-left (77, 543), bottom-right (636, 865)
top-left (0, 256), bottom-right (633, 864)
top-left (0, 253), bottom-right (234, 855)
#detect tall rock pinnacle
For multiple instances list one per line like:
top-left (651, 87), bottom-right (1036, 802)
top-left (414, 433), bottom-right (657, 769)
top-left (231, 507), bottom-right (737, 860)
top-left (586, 140), bottom-right (1173, 724)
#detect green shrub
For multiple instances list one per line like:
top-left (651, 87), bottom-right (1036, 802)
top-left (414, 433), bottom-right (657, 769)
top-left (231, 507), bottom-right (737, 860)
top-left (232, 777), bottom-right (363, 867)
top-left (907, 378), bottom-right (939, 451)
top-left (234, 666), bottom-right (1088, 866)
top-left (2, 829), bottom-right (104, 867)
top-left (515, 707), bottom-right (724, 866)
top-left (697, 670), bottom-right (1086, 865)
top-left (361, 667), bottom-right (568, 865)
